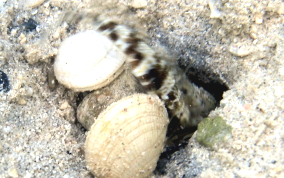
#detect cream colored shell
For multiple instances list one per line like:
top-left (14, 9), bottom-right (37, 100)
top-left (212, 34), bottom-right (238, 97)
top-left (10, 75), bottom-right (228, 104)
top-left (54, 30), bottom-right (126, 91)
top-left (85, 93), bottom-right (169, 178)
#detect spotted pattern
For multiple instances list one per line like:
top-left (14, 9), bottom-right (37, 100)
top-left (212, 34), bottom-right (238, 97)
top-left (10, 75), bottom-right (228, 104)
top-left (96, 21), bottom-right (187, 121)
top-left (68, 15), bottom-right (216, 128)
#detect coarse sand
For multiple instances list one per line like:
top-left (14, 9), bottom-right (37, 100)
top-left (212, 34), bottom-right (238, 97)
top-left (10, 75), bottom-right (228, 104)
top-left (0, 0), bottom-right (283, 177)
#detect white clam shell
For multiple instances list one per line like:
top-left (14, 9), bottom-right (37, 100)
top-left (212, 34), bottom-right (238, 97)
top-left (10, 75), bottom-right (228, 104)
top-left (54, 30), bottom-right (126, 91)
top-left (85, 93), bottom-right (169, 178)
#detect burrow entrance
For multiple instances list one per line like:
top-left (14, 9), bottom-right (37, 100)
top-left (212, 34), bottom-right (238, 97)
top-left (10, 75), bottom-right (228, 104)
top-left (155, 61), bottom-right (229, 175)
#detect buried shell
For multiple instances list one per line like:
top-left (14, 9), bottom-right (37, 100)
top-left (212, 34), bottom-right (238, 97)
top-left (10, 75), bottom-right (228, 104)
top-left (54, 30), bottom-right (126, 92)
top-left (77, 68), bottom-right (145, 130)
top-left (85, 93), bottom-right (169, 178)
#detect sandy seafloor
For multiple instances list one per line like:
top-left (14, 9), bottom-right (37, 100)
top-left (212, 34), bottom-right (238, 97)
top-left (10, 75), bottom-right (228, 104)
top-left (0, 0), bottom-right (284, 177)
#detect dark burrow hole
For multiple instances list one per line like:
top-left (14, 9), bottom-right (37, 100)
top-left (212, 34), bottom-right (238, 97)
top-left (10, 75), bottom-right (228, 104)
top-left (0, 70), bottom-right (10, 93)
top-left (184, 66), bottom-right (229, 104)
top-left (154, 63), bottom-right (229, 175)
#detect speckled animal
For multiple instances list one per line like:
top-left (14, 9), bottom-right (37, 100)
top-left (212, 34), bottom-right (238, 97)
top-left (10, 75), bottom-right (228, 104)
top-left (93, 19), bottom-right (216, 128)
top-left (61, 14), bottom-right (216, 128)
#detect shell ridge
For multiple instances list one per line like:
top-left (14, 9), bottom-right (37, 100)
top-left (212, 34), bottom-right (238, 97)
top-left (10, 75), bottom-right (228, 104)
top-left (90, 95), bottom-right (167, 167)
top-left (98, 126), bottom-right (166, 178)
top-left (85, 94), bottom-right (168, 178)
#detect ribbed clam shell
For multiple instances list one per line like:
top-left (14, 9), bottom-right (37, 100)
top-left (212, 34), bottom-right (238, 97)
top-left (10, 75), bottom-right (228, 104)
top-left (85, 94), bottom-right (169, 178)
top-left (54, 30), bottom-right (126, 91)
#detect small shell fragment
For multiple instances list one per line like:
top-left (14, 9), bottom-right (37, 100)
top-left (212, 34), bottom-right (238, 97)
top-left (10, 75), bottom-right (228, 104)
top-left (228, 43), bottom-right (252, 57)
top-left (25, 0), bottom-right (45, 8)
top-left (18, 98), bottom-right (27, 105)
top-left (130, 0), bottom-right (148, 8)
top-left (8, 167), bottom-right (18, 178)
top-left (254, 13), bottom-right (263, 24)
top-left (54, 30), bottom-right (126, 91)
top-left (209, 0), bottom-right (222, 19)
top-left (59, 101), bottom-right (69, 110)
top-left (85, 94), bottom-right (169, 178)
